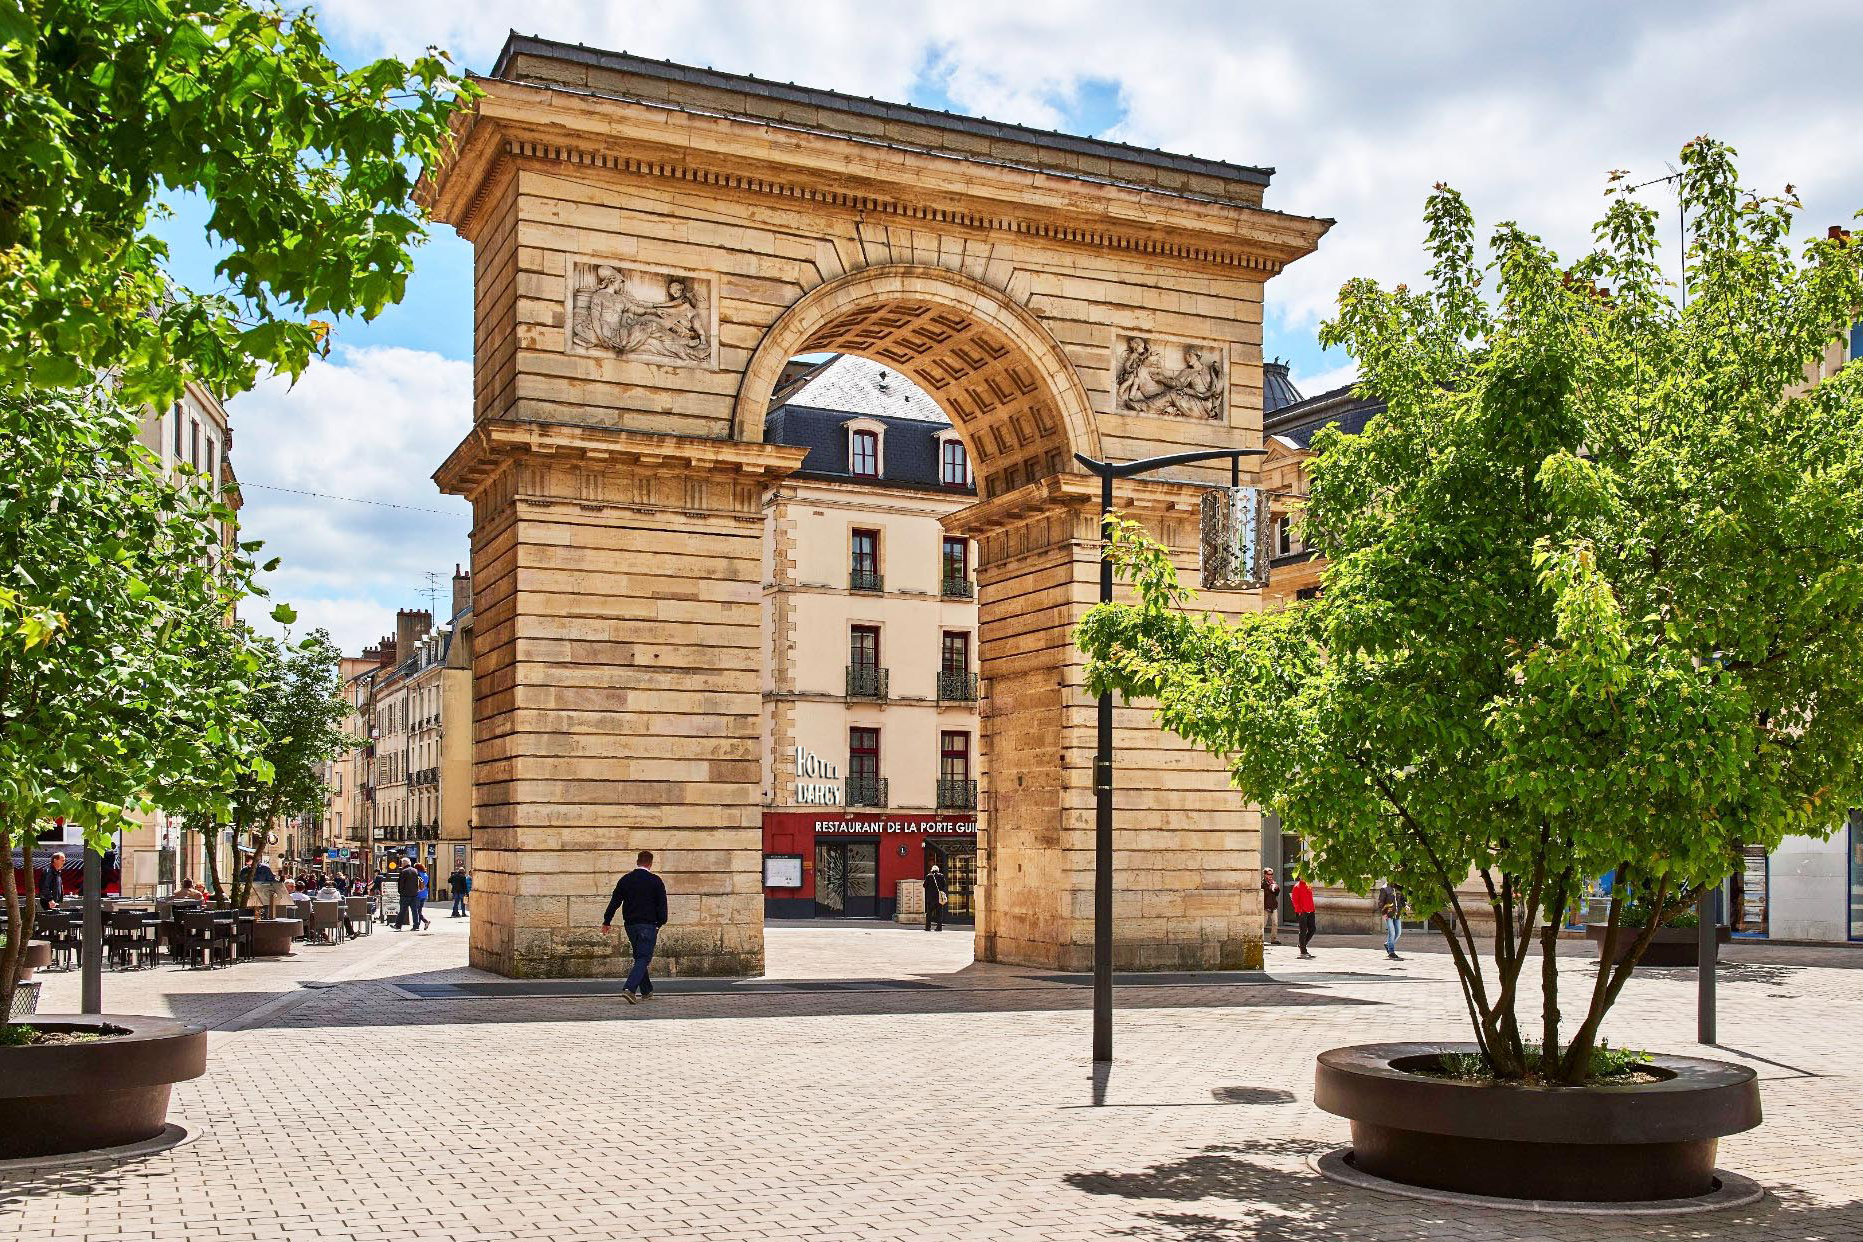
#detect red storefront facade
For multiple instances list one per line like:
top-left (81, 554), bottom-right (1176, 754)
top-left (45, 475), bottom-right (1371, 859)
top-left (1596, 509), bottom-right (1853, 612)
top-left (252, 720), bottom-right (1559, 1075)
top-left (763, 810), bottom-right (978, 922)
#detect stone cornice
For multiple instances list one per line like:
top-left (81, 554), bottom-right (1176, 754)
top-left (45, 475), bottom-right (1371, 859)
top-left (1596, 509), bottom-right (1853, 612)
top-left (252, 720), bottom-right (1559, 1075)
top-left (433, 419), bottom-right (809, 498)
top-left (421, 82), bottom-right (1331, 275)
top-left (943, 473), bottom-right (1218, 539)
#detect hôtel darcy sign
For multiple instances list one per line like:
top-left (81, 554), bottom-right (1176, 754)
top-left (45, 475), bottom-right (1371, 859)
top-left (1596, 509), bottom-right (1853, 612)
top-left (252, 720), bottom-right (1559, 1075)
top-left (793, 745), bottom-right (842, 805)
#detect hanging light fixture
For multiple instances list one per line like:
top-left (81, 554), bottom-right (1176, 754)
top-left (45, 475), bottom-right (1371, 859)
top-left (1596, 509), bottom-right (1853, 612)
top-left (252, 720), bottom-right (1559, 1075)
top-left (1199, 484), bottom-right (1272, 590)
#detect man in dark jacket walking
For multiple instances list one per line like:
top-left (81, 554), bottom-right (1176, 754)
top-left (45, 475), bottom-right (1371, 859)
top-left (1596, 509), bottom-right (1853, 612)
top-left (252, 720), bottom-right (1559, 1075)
top-left (38, 851), bottom-right (67, 910)
top-left (393, 863), bottom-right (420, 931)
top-left (601, 851), bottom-right (668, 1003)
top-left (448, 867), bottom-right (470, 917)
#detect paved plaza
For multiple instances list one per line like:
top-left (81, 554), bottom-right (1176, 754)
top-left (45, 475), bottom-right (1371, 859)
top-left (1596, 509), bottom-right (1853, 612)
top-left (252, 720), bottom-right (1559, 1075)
top-left (8, 916), bottom-right (1862, 1241)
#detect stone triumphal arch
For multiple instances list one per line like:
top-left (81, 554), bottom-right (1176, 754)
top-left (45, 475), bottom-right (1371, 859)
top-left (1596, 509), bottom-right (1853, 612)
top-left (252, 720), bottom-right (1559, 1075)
top-left (427, 34), bottom-right (1330, 978)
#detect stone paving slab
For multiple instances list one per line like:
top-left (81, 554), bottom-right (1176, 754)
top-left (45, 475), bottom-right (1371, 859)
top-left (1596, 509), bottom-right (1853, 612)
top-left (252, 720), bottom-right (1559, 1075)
top-left (8, 917), bottom-right (1862, 1241)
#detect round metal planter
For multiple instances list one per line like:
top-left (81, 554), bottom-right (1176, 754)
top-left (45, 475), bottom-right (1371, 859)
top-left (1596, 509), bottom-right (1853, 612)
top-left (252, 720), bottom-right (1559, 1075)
top-left (0, 1015), bottom-right (207, 1159)
top-left (1313, 1042), bottom-right (1760, 1202)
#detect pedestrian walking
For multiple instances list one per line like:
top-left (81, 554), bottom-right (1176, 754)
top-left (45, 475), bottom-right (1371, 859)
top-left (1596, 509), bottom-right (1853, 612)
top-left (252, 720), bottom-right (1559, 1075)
top-left (449, 866), bottom-right (470, 918)
top-left (924, 863), bottom-right (946, 932)
top-left (1377, 880), bottom-right (1406, 960)
top-left (393, 863), bottom-right (420, 931)
top-left (601, 850), bottom-right (668, 1004)
top-left (1261, 867), bottom-right (1281, 945)
top-left (38, 852), bottom-right (66, 910)
top-left (1291, 875), bottom-right (1317, 959)
top-left (413, 864), bottom-right (432, 930)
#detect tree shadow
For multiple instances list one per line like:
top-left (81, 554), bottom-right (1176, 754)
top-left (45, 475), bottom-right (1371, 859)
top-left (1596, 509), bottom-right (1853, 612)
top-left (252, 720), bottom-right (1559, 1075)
top-left (1066, 1138), bottom-right (1843, 1241)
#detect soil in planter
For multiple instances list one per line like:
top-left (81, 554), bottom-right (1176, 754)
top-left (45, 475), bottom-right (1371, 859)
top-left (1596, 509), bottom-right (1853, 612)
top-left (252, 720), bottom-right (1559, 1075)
top-left (1400, 1044), bottom-right (1667, 1086)
top-left (0, 1022), bottom-right (127, 1047)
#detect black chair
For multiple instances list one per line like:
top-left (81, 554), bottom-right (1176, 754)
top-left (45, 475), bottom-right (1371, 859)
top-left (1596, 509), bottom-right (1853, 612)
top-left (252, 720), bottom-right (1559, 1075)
top-left (180, 911), bottom-right (233, 969)
top-left (106, 911), bottom-right (153, 970)
top-left (39, 912), bottom-right (79, 970)
top-left (233, 913), bottom-right (255, 961)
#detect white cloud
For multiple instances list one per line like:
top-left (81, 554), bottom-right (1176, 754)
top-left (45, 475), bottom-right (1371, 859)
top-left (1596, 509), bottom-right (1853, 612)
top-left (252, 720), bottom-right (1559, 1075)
top-left (1289, 362), bottom-right (1360, 401)
top-left (228, 346), bottom-right (473, 654)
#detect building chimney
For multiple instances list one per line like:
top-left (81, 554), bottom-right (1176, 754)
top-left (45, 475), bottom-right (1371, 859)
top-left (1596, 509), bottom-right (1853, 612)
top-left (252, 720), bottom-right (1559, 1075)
top-left (373, 634), bottom-right (398, 668)
top-left (395, 609), bottom-right (432, 663)
top-left (452, 563), bottom-right (473, 618)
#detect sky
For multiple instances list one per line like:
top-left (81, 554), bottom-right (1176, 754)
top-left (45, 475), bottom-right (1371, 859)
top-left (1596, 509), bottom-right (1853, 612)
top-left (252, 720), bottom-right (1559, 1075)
top-left (162, 1), bottom-right (1863, 655)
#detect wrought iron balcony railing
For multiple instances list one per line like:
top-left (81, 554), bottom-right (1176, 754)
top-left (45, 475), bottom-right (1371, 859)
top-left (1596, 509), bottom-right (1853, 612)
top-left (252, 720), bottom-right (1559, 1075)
top-left (937, 778), bottom-right (978, 810)
top-left (937, 670), bottom-right (979, 702)
top-left (941, 575), bottom-right (974, 599)
top-left (846, 776), bottom-right (889, 808)
top-left (849, 569), bottom-right (884, 593)
top-left (846, 664), bottom-right (890, 700)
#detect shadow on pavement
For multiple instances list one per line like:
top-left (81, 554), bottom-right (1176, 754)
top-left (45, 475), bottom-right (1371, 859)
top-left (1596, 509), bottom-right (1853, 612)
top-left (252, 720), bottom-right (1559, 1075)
top-left (161, 964), bottom-right (1383, 1030)
top-left (1066, 1138), bottom-right (1841, 1242)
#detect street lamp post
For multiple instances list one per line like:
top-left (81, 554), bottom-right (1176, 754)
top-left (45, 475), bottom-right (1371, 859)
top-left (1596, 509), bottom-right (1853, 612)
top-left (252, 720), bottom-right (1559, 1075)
top-left (1072, 447), bottom-right (1267, 1063)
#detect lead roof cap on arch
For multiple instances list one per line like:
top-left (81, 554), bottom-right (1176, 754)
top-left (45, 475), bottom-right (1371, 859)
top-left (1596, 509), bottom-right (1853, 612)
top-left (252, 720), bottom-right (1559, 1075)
top-left (489, 31), bottom-right (1282, 207)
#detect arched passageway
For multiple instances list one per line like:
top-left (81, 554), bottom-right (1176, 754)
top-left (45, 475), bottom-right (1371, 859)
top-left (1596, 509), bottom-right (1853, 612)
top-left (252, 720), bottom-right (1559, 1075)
top-left (427, 33), bottom-right (1329, 978)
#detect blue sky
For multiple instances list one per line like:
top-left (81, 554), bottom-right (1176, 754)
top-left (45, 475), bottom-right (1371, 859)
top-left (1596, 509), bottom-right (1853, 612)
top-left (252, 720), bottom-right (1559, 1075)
top-left (172, 2), bottom-right (1863, 653)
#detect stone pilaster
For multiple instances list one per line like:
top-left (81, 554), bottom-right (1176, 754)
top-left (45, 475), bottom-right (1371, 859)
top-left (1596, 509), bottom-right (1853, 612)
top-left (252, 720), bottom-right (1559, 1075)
top-left (954, 476), bottom-right (1263, 972)
top-left (436, 421), bottom-right (805, 977)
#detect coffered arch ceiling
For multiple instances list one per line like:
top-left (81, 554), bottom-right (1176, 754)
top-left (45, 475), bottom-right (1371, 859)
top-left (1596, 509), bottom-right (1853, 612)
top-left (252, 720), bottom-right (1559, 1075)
top-left (735, 265), bottom-right (1099, 500)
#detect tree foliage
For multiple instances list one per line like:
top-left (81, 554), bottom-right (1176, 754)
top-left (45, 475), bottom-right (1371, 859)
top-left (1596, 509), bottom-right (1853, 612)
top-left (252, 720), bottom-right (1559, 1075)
top-left (1078, 139), bottom-right (1863, 1083)
top-left (195, 626), bottom-right (353, 906)
top-left (0, 0), bottom-right (474, 402)
top-left (0, 386), bottom-right (264, 1015)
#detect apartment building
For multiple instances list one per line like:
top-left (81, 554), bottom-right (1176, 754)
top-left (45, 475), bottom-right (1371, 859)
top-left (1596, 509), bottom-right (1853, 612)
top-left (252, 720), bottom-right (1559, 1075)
top-left (337, 570), bottom-right (474, 885)
top-left (757, 357), bottom-right (982, 922)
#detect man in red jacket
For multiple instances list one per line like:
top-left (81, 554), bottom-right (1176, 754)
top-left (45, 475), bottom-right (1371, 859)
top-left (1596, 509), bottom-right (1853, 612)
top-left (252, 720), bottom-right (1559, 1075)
top-left (1290, 875), bottom-right (1317, 959)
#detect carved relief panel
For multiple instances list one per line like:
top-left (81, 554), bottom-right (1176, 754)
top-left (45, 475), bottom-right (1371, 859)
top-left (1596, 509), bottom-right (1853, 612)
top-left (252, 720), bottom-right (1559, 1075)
top-left (1114, 334), bottom-right (1227, 420)
top-left (567, 261), bottom-right (717, 368)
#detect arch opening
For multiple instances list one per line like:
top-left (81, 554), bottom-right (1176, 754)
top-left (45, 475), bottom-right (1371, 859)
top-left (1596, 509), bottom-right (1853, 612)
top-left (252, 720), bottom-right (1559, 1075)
top-left (735, 265), bottom-right (1101, 500)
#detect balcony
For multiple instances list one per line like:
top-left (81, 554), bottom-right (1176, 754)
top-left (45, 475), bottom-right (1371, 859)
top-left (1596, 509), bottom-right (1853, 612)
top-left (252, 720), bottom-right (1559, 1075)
top-left (941, 575), bottom-right (974, 599)
top-left (937, 778), bottom-right (978, 810)
top-left (846, 775), bottom-right (889, 808)
top-left (937, 670), bottom-right (979, 702)
top-left (846, 664), bottom-right (890, 700)
top-left (849, 569), bottom-right (884, 593)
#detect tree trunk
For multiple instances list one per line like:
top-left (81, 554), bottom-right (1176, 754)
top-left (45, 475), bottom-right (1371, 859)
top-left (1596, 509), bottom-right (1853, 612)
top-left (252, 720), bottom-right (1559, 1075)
top-left (2, 825), bottom-right (40, 1021)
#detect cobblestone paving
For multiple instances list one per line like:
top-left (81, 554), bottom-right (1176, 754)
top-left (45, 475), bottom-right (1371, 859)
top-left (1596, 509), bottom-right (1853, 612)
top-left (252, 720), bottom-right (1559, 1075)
top-left (9, 916), bottom-right (1862, 1241)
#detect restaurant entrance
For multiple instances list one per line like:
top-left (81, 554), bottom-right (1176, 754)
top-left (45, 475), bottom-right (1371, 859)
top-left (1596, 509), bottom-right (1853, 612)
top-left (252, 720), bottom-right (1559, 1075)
top-left (926, 838), bottom-right (977, 923)
top-left (813, 839), bottom-right (879, 918)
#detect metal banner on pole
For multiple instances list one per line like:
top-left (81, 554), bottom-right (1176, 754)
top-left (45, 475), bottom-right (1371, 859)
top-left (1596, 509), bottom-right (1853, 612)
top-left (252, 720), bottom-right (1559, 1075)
top-left (1199, 486), bottom-right (1272, 591)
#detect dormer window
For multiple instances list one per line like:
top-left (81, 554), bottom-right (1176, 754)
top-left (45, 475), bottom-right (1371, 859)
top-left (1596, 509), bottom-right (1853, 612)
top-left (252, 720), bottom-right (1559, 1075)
top-left (851, 430), bottom-right (878, 476)
top-left (844, 417), bottom-right (885, 478)
top-left (940, 438), bottom-right (969, 488)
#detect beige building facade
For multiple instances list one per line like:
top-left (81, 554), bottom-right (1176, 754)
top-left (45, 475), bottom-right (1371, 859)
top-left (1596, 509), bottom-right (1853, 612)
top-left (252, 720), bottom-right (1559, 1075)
top-left (757, 357), bottom-right (983, 922)
top-left (426, 35), bottom-right (1330, 978)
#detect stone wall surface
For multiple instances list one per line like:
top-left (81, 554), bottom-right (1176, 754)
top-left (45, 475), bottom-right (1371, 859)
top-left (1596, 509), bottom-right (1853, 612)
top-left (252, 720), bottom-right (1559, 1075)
top-left (425, 46), bottom-right (1327, 977)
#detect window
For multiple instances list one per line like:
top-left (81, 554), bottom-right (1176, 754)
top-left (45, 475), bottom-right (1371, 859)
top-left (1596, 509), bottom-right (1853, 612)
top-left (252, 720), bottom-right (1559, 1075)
top-left (940, 731), bottom-right (970, 783)
top-left (941, 631), bottom-right (969, 675)
top-left (940, 438), bottom-right (969, 487)
top-left (1276, 516), bottom-right (1293, 557)
top-left (204, 439), bottom-right (216, 494)
top-left (850, 625), bottom-right (880, 669)
top-left (172, 406), bottom-right (184, 459)
top-left (848, 726), bottom-right (883, 807)
top-left (190, 419), bottom-right (200, 469)
top-left (850, 528), bottom-right (881, 591)
top-left (850, 429), bottom-right (879, 477)
top-left (941, 536), bottom-right (970, 597)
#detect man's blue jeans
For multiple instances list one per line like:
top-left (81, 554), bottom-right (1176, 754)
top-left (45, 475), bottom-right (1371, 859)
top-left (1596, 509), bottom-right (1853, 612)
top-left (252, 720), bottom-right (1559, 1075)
top-left (625, 922), bottom-right (658, 996)
top-left (1384, 917), bottom-right (1402, 954)
top-left (452, 891), bottom-right (467, 917)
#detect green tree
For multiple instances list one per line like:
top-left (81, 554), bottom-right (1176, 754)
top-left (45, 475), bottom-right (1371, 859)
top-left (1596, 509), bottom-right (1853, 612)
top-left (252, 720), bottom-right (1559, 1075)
top-left (0, 0), bottom-right (474, 403)
top-left (199, 626), bottom-right (353, 907)
top-left (1077, 139), bottom-right (1863, 1084)
top-left (0, 386), bottom-right (265, 1019)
